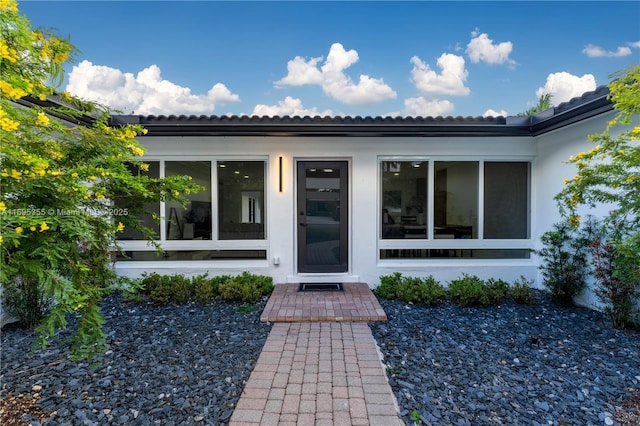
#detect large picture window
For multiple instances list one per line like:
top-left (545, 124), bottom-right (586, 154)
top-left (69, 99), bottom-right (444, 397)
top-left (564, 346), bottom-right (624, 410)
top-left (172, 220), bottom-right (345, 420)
top-left (117, 158), bottom-right (267, 261)
top-left (379, 158), bottom-right (531, 259)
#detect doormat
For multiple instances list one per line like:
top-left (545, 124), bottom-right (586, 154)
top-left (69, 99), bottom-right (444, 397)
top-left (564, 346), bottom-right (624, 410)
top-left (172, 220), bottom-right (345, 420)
top-left (298, 283), bottom-right (344, 292)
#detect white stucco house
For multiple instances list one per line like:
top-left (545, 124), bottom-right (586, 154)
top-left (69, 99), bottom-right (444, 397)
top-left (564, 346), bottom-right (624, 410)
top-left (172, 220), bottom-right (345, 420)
top-left (109, 86), bottom-right (628, 306)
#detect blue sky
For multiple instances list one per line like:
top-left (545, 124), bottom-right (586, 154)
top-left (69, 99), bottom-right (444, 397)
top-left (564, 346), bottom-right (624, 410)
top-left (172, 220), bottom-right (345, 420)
top-left (19, 1), bottom-right (640, 117)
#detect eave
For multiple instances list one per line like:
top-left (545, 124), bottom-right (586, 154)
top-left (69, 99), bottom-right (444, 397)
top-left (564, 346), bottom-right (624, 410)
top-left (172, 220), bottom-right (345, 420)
top-left (109, 86), bottom-right (613, 138)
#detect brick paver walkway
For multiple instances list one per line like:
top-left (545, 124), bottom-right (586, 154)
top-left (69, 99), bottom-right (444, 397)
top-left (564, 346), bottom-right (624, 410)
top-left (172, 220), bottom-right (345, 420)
top-left (230, 322), bottom-right (403, 425)
top-left (260, 283), bottom-right (387, 322)
top-left (230, 284), bottom-right (404, 425)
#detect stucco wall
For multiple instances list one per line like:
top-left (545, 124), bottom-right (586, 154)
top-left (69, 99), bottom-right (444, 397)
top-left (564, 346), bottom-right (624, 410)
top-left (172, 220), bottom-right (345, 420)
top-left (117, 134), bottom-right (543, 288)
top-left (533, 110), bottom-right (634, 308)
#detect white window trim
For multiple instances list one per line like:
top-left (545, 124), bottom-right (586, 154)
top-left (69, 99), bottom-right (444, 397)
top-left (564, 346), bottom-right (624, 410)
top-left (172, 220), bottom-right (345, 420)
top-left (118, 156), bottom-right (269, 256)
top-left (377, 155), bottom-right (535, 258)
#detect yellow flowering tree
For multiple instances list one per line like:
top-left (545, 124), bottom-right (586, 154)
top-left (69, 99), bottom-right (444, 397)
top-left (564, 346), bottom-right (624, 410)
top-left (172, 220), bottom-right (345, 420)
top-left (556, 65), bottom-right (640, 230)
top-left (554, 64), bottom-right (640, 326)
top-left (0, 0), bottom-right (200, 358)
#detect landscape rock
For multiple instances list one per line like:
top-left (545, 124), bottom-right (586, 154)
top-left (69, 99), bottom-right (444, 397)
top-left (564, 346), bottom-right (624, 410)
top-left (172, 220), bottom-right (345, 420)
top-left (371, 292), bottom-right (639, 426)
top-left (1, 294), bottom-right (271, 425)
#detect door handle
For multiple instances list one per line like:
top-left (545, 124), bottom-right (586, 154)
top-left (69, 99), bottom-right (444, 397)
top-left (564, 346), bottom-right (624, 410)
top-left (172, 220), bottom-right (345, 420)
top-left (299, 222), bottom-right (307, 227)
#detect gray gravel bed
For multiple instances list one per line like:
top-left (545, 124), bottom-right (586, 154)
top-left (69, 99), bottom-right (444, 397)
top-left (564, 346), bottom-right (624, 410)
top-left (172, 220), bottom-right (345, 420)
top-left (1, 294), bottom-right (271, 425)
top-left (370, 293), bottom-right (640, 426)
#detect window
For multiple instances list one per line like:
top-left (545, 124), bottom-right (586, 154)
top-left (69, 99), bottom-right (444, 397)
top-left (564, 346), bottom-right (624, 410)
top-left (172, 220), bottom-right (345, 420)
top-left (117, 161), bottom-right (160, 241)
top-left (434, 161), bottom-right (477, 239)
top-left (166, 161), bottom-right (212, 240)
top-left (116, 250), bottom-right (267, 261)
top-left (218, 161), bottom-right (265, 240)
top-left (484, 162), bottom-right (530, 239)
top-left (379, 158), bottom-right (531, 259)
top-left (117, 158), bottom-right (267, 262)
top-left (381, 161), bottom-right (427, 239)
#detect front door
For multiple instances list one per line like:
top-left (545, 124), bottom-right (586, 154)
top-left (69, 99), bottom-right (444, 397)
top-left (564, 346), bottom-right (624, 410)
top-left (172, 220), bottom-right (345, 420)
top-left (297, 161), bottom-right (348, 273)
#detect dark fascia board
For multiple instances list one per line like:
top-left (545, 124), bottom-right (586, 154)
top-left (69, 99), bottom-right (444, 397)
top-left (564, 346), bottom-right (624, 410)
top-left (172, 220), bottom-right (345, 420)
top-left (17, 95), bottom-right (97, 127)
top-left (530, 87), bottom-right (613, 135)
top-left (108, 86), bottom-right (614, 138)
top-left (110, 114), bottom-right (531, 137)
top-left (506, 86), bottom-right (614, 136)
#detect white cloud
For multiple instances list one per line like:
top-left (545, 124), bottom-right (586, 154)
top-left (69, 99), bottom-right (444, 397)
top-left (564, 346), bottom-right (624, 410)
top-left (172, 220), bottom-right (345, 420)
top-left (536, 72), bottom-right (597, 105)
top-left (275, 43), bottom-right (397, 105)
top-left (466, 31), bottom-right (515, 66)
top-left (251, 96), bottom-right (332, 117)
top-left (582, 44), bottom-right (632, 58)
top-left (403, 97), bottom-right (454, 117)
top-left (275, 56), bottom-right (323, 86)
top-left (410, 54), bottom-right (470, 96)
top-left (483, 108), bottom-right (508, 118)
top-left (629, 40), bottom-right (640, 49)
top-left (67, 60), bottom-right (240, 115)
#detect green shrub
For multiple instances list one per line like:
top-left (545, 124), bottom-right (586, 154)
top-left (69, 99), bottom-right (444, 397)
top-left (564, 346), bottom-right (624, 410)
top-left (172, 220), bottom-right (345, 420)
top-left (140, 272), bottom-right (163, 296)
top-left (219, 278), bottom-right (258, 303)
top-left (376, 272), bottom-right (403, 299)
top-left (234, 271), bottom-right (274, 297)
top-left (148, 274), bottom-right (174, 305)
top-left (590, 223), bottom-right (640, 329)
top-left (510, 276), bottom-right (537, 305)
top-left (449, 274), bottom-right (486, 306)
top-left (449, 274), bottom-right (507, 307)
top-left (113, 276), bottom-right (146, 303)
top-left (170, 274), bottom-right (192, 305)
top-left (192, 273), bottom-right (225, 305)
top-left (136, 271), bottom-right (273, 305)
top-left (396, 276), bottom-right (446, 306)
top-left (218, 272), bottom-right (273, 303)
top-left (536, 220), bottom-right (591, 306)
top-left (2, 276), bottom-right (53, 327)
top-left (486, 278), bottom-right (509, 304)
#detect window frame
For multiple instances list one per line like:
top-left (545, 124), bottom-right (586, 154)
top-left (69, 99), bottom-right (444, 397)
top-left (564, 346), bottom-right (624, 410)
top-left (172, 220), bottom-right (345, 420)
top-left (377, 155), bottom-right (534, 260)
top-left (117, 156), bottom-right (269, 259)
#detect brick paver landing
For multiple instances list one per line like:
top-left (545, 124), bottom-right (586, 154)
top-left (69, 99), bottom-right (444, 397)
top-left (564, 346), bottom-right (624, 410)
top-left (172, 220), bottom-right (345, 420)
top-left (260, 283), bottom-right (387, 323)
top-left (230, 322), bottom-right (403, 426)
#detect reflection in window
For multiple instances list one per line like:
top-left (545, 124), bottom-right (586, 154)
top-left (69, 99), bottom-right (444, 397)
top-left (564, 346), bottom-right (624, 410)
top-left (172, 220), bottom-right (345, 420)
top-left (484, 162), bottom-right (530, 239)
top-left (117, 161), bottom-right (160, 240)
top-left (166, 161), bottom-right (212, 240)
top-left (380, 249), bottom-right (530, 259)
top-left (381, 161), bottom-right (428, 239)
top-left (434, 161), bottom-right (478, 239)
top-left (116, 250), bottom-right (267, 261)
top-left (218, 161), bottom-right (266, 240)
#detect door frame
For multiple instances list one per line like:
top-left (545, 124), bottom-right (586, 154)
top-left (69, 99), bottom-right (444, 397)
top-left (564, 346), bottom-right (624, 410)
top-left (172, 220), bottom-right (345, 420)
top-left (295, 159), bottom-right (350, 274)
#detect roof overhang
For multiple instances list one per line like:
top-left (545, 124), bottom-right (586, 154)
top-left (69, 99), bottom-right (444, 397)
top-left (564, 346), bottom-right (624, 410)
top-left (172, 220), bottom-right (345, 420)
top-left (108, 85), bottom-right (613, 138)
top-left (110, 115), bottom-right (532, 138)
top-left (17, 95), bottom-right (98, 127)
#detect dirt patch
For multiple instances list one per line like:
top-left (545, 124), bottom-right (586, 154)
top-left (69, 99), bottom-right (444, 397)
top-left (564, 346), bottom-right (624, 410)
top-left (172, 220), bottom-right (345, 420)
top-left (615, 388), bottom-right (640, 426)
top-left (0, 392), bottom-right (53, 426)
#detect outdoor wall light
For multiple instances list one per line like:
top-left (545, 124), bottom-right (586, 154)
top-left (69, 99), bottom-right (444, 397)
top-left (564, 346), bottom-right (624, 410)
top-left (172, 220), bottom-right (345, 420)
top-left (279, 156), bottom-right (283, 192)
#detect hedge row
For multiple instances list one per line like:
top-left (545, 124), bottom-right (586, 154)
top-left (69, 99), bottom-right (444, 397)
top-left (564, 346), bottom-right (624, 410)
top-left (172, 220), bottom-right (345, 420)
top-left (375, 273), bottom-right (536, 306)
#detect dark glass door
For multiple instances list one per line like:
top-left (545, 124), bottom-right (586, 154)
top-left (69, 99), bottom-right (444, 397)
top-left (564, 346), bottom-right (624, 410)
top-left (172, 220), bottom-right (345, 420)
top-left (297, 161), bottom-right (348, 273)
